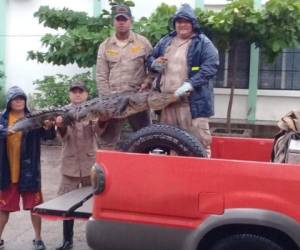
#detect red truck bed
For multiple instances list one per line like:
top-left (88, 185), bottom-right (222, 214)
top-left (35, 136), bottom-right (300, 250)
top-left (211, 136), bottom-right (273, 161)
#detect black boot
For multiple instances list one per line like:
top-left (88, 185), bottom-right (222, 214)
top-left (56, 220), bottom-right (74, 250)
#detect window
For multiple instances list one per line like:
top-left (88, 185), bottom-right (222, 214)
top-left (212, 48), bottom-right (226, 87)
top-left (259, 48), bottom-right (300, 90)
top-left (212, 40), bottom-right (250, 89)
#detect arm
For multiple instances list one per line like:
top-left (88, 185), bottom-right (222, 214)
top-left (96, 42), bottom-right (110, 97)
top-left (140, 38), bottom-right (155, 91)
top-left (55, 115), bottom-right (68, 140)
top-left (0, 125), bottom-right (8, 139)
top-left (146, 37), bottom-right (166, 72)
top-left (188, 37), bottom-right (219, 89)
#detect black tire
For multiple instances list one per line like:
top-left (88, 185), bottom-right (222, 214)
top-left (209, 233), bottom-right (284, 250)
top-left (119, 124), bottom-right (207, 157)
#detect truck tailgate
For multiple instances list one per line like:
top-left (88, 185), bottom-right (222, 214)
top-left (34, 186), bottom-right (93, 219)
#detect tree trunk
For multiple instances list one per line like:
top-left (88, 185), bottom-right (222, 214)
top-left (226, 41), bottom-right (238, 133)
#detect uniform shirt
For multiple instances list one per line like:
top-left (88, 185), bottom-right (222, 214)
top-left (57, 104), bottom-right (104, 178)
top-left (96, 31), bottom-right (153, 96)
top-left (7, 113), bottom-right (23, 183)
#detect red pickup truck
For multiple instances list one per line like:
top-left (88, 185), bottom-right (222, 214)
top-left (35, 124), bottom-right (300, 250)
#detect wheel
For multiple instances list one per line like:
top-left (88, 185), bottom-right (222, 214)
top-left (119, 124), bottom-right (207, 157)
top-left (209, 233), bottom-right (284, 250)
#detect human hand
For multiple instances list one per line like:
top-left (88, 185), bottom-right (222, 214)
top-left (43, 119), bottom-right (55, 130)
top-left (7, 127), bottom-right (16, 135)
top-left (139, 82), bottom-right (149, 92)
top-left (174, 82), bottom-right (193, 97)
top-left (151, 57), bottom-right (168, 73)
top-left (55, 116), bottom-right (64, 128)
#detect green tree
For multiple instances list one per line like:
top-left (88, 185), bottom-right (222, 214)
top-left (28, 2), bottom-right (175, 68)
top-left (28, 0), bottom-right (300, 123)
top-left (32, 72), bottom-right (97, 108)
top-left (133, 4), bottom-right (176, 45)
top-left (199, 0), bottom-right (261, 132)
top-left (27, 6), bottom-right (111, 67)
top-left (28, 1), bottom-right (176, 108)
top-left (196, 0), bottom-right (300, 132)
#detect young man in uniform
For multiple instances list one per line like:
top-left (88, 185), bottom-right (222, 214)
top-left (55, 81), bottom-right (104, 250)
top-left (96, 4), bottom-right (154, 149)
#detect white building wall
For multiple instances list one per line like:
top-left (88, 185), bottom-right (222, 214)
top-left (213, 89), bottom-right (249, 120)
top-left (213, 89), bottom-right (300, 121)
top-left (255, 91), bottom-right (300, 121)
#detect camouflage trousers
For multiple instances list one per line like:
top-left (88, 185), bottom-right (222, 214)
top-left (160, 102), bottom-right (212, 157)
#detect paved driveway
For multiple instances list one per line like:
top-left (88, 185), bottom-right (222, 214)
top-left (2, 145), bottom-right (91, 250)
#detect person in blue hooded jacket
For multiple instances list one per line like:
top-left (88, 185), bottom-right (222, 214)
top-left (0, 86), bottom-right (55, 250)
top-left (147, 4), bottom-right (219, 156)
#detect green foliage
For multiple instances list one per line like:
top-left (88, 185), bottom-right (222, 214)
top-left (28, 2), bottom-right (176, 67)
top-left (27, 0), bottom-right (135, 68)
top-left (258, 0), bottom-right (300, 61)
top-left (27, 0), bottom-right (300, 117)
top-left (27, 6), bottom-right (112, 67)
top-left (28, 0), bottom-right (300, 68)
top-left (133, 4), bottom-right (176, 45)
top-left (197, 0), bottom-right (300, 61)
top-left (32, 72), bottom-right (97, 108)
top-left (198, 0), bottom-right (259, 49)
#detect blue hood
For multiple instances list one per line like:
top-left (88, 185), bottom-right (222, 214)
top-left (172, 4), bottom-right (200, 32)
top-left (4, 86), bottom-right (29, 113)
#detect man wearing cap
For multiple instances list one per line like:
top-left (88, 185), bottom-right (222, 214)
top-left (55, 81), bottom-right (104, 250)
top-left (96, 4), bottom-right (153, 149)
top-left (0, 86), bottom-right (56, 250)
top-left (147, 4), bottom-right (219, 157)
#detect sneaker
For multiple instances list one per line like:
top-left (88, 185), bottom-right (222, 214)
top-left (33, 239), bottom-right (46, 250)
top-left (0, 239), bottom-right (4, 249)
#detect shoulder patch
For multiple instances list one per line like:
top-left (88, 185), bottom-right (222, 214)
top-left (106, 50), bottom-right (119, 57)
top-left (129, 45), bottom-right (143, 54)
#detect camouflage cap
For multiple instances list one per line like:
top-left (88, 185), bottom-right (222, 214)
top-left (69, 80), bottom-right (87, 92)
top-left (112, 4), bottom-right (132, 19)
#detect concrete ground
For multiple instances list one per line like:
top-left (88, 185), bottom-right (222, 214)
top-left (2, 145), bottom-right (91, 250)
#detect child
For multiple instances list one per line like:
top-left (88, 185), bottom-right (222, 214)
top-left (55, 81), bottom-right (104, 250)
top-left (0, 86), bottom-right (55, 250)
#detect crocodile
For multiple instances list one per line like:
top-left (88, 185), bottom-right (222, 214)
top-left (11, 91), bottom-right (178, 133)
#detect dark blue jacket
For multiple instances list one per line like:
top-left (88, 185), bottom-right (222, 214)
top-left (147, 4), bottom-right (219, 118)
top-left (0, 86), bottom-right (55, 192)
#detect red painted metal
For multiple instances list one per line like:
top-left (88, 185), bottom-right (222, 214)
top-left (211, 136), bottom-right (274, 161)
top-left (92, 136), bottom-right (300, 229)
